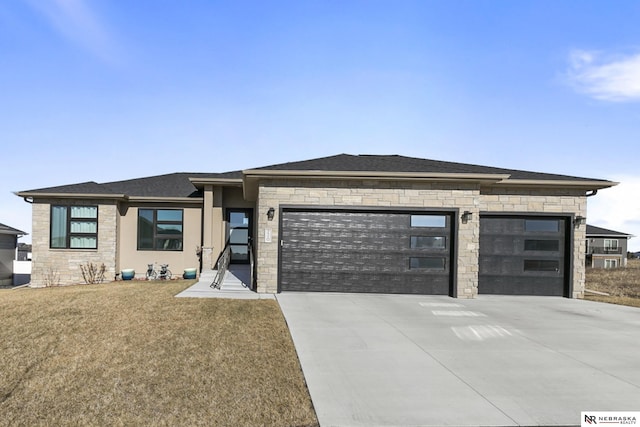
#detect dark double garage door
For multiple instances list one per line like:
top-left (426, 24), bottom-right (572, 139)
top-left (278, 209), bottom-right (571, 296)
top-left (279, 209), bottom-right (454, 295)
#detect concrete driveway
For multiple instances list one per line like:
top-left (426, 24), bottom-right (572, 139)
top-left (277, 294), bottom-right (640, 426)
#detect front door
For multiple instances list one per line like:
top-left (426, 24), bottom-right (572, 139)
top-left (226, 209), bottom-right (253, 264)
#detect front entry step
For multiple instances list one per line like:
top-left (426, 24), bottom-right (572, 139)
top-left (175, 265), bottom-right (271, 299)
top-left (219, 265), bottom-right (251, 291)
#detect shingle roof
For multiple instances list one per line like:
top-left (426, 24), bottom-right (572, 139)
top-left (18, 154), bottom-right (612, 198)
top-left (24, 181), bottom-right (116, 195)
top-left (586, 225), bottom-right (633, 237)
top-left (105, 173), bottom-right (203, 198)
top-left (19, 171), bottom-right (243, 198)
top-left (251, 154), bottom-right (606, 182)
top-left (0, 223), bottom-right (27, 236)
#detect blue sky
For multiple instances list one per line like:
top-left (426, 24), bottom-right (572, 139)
top-left (1, 0), bottom-right (639, 250)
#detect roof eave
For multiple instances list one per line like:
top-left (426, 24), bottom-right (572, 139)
top-left (242, 169), bottom-right (510, 180)
top-left (0, 230), bottom-right (28, 236)
top-left (15, 192), bottom-right (129, 200)
top-left (241, 170), bottom-right (511, 201)
top-left (126, 196), bottom-right (203, 203)
top-left (188, 177), bottom-right (243, 187)
top-left (492, 179), bottom-right (618, 190)
top-left (587, 234), bottom-right (634, 239)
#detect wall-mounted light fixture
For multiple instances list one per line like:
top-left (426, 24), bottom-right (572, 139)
top-left (267, 207), bottom-right (275, 221)
top-left (461, 211), bottom-right (473, 224)
top-left (574, 215), bottom-right (586, 227)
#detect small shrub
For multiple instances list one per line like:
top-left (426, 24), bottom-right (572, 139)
top-left (43, 266), bottom-right (60, 287)
top-left (80, 262), bottom-right (106, 285)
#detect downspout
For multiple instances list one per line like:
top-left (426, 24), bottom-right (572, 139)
top-left (586, 190), bottom-right (598, 197)
top-left (22, 196), bottom-right (33, 204)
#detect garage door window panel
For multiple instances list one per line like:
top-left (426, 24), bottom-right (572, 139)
top-left (410, 215), bottom-right (447, 228)
top-left (524, 259), bottom-right (560, 272)
top-left (524, 239), bottom-right (560, 252)
top-left (525, 220), bottom-right (560, 232)
top-left (410, 236), bottom-right (446, 249)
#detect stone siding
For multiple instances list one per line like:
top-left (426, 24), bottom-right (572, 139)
top-left (31, 199), bottom-right (118, 287)
top-left (479, 188), bottom-right (588, 298)
top-left (256, 179), bottom-right (480, 297)
top-left (255, 180), bottom-right (588, 299)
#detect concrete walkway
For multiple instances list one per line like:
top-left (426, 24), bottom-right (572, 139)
top-left (175, 265), bottom-right (274, 299)
top-left (277, 293), bottom-right (640, 426)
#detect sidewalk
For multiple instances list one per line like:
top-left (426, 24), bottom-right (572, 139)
top-left (175, 266), bottom-right (275, 300)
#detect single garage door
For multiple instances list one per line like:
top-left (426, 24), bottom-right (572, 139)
top-left (479, 216), bottom-right (569, 296)
top-left (280, 209), bottom-right (453, 294)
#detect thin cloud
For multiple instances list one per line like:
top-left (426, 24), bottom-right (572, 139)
top-left (25, 0), bottom-right (119, 65)
top-left (588, 175), bottom-right (640, 251)
top-left (567, 49), bottom-right (640, 102)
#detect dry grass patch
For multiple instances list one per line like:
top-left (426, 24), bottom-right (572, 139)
top-left (585, 259), bottom-right (640, 308)
top-left (0, 281), bottom-right (318, 426)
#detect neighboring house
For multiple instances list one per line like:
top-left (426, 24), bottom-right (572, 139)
top-left (585, 224), bottom-right (634, 268)
top-left (0, 223), bottom-right (28, 286)
top-left (16, 154), bottom-right (615, 298)
top-left (17, 243), bottom-right (32, 261)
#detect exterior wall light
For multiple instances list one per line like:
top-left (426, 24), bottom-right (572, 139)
top-left (574, 215), bottom-right (586, 227)
top-left (461, 211), bottom-right (473, 224)
top-left (267, 207), bottom-right (275, 221)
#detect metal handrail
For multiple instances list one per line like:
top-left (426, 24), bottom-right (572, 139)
top-left (211, 243), bottom-right (231, 289)
top-left (587, 247), bottom-right (623, 255)
top-left (248, 238), bottom-right (255, 291)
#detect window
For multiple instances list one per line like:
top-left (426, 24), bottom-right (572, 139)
top-left (524, 259), bottom-right (559, 272)
top-left (411, 236), bottom-right (446, 249)
top-left (525, 219), bottom-right (559, 232)
top-left (411, 215), bottom-right (446, 228)
top-left (138, 209), bottom-right (183, 251)
top-left (604, 239), bottom-right (619, 253)
top-left (51, 205), bottom-right (98, 249)
top-left (604, 259), bottom-right (618, 269)
top-left (409, 257), bottom-right (445, 270)
top-left (524, 240), bottom-right (559, 251)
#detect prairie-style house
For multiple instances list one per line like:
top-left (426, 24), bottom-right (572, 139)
top-left (17, 154), bottom-right (616, 298)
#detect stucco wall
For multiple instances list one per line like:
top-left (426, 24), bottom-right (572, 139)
top-left (117, 203), bottom-right (202, 279)
top-left (31, 199), bottom-right (118, 287)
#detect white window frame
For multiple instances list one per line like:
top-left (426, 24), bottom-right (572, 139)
top-left (604, 239), bottom-right (619, 252)
top-left (604, 259), bottom-right (618, 269)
